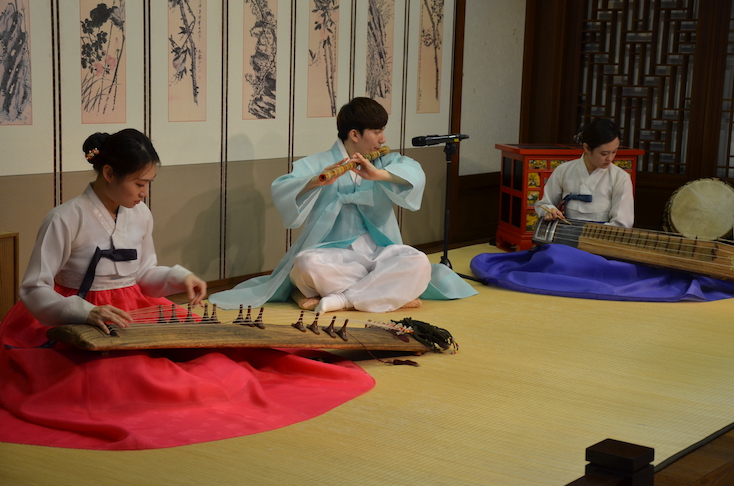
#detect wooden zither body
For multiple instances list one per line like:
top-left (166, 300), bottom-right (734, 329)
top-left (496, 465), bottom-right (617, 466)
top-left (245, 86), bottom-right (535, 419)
top-left (533, 218), bottom-right (734, 281)
top-left (46, 306), bottom-right (446, 354)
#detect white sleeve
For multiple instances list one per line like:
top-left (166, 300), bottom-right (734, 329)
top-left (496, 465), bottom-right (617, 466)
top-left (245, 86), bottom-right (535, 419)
top-left (535, 169), bottom-right (565, 219)
top-left (607, 171), bottom-right (635, 228)
top-left (19, 210), bottom-right (95, 326)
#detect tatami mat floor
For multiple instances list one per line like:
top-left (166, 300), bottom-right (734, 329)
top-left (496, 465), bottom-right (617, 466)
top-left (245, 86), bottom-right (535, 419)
top-left (2, 244), bottom-right (734, 485)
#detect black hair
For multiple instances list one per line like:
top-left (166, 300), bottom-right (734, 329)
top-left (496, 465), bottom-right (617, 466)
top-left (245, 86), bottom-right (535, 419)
top-left (573, 119), bottom-right (622, 152)
top-left (336, 97), bottom-right (389, 141)
top-left (83, 128), bottom-right (160, 178)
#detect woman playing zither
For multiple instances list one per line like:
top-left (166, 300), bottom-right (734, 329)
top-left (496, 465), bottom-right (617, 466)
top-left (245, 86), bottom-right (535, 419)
top-left (534, 119), bottom-right (634, 228)
top-left (13, 129), bottom-right (206, 338)
top-left (0, 129), bottom-right (374, 451)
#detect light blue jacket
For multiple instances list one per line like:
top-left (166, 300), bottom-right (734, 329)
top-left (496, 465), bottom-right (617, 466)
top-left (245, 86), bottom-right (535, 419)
top-left (209, 142), bottom-right (477, 309)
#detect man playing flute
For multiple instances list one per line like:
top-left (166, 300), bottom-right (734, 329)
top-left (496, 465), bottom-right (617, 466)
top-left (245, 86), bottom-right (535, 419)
top-left (210, 97), bottom-right (476, 314)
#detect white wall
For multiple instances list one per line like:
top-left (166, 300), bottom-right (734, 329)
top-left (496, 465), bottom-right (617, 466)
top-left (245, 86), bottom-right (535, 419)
top-left (459, 0), bottom-right (526, 175)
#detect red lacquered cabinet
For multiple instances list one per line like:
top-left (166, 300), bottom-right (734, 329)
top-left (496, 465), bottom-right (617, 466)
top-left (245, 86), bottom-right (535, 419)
top-left (495, 143), bottom-right (643, 251)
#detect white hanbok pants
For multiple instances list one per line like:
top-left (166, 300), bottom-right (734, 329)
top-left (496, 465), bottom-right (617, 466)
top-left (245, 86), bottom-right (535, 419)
top-left (290, 244), bottom-right (432, 313)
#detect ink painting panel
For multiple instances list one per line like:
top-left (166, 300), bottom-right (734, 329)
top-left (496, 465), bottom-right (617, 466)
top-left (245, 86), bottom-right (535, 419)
top-left (307, 0), bottom-right (339, 118)
top-left (79, 0), bottom-right (126, 124)
top-left (168, 0), bottom-right (207, 122)
top-left (416, 0), bottom-right (442, 114)
top-left (0, 0), bottom-right (32, 125)
top-left (242, 0), bottom-right (277, 120)
top-left (365, 0), bottom-right (394, 115)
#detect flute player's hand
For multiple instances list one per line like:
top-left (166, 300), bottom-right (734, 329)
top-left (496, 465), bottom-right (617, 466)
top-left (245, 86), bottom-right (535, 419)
top-left (298, 158), bottom-right (349, 198)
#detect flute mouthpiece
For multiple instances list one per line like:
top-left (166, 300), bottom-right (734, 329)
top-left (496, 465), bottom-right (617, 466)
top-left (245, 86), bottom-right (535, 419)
top-left (364, 146), bottom-right (390, 161)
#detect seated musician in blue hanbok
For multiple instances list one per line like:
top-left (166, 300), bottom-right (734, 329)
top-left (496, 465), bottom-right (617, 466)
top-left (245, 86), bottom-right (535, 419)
top-left (210, 97), bottom-right (476, 314)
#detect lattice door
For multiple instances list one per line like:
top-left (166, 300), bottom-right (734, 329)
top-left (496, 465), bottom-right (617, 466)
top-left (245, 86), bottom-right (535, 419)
top-left (718, 6), bottom-right (734, 180)
top-left (578, 0), bottom-right (697, 175)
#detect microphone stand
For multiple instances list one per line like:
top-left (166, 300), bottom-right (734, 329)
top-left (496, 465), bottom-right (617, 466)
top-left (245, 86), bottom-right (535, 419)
top-left (440, 142), bottom-right (457, 268)
top-left (440, 142), bottom-right (481, 282)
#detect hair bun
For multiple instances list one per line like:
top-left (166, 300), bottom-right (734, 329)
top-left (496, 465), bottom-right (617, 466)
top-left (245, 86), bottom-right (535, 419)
top-left (82, 132), bottom-right (110, 163)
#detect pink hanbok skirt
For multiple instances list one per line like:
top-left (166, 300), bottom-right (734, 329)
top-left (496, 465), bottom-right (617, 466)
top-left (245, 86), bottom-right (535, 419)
top-left (0, 284), bottom-right (374, 450)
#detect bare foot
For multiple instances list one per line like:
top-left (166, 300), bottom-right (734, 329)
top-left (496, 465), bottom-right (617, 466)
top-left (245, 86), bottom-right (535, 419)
top-left (400, 298), bottom-right (422, 309)
top-left (290, 288), bottom-right (320, 311)
top-left (300, 298), bottom-right (320, 311)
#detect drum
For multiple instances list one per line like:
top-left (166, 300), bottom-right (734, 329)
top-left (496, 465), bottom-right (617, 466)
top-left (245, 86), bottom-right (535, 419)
top-left (662, 178), bottom-right (734, 241)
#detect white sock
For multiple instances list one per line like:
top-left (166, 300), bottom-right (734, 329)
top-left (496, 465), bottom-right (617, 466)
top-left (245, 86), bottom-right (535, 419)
top-left (314, 293), bottom-right (350, 314)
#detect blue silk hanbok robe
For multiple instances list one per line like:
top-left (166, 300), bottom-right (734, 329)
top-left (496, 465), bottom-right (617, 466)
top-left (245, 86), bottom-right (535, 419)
top-left (209, 142), bottom-right (477, 309)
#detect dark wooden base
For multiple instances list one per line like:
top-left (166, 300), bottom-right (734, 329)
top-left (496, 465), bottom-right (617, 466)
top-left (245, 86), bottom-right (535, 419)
top-left (567, 439), bottom-right (654, 485)
top-left (655, 430), bottom-right (734, 485)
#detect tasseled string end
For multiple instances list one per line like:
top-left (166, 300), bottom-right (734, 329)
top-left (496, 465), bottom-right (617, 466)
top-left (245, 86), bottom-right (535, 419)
top-left (391, 317), bottom-right (458, 354)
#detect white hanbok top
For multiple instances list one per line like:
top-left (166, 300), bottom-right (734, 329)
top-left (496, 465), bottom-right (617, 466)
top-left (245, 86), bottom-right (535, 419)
top-left (19, 184), bottom-right (192, 326)
top-left (534, 157), bottom-right (634, 228)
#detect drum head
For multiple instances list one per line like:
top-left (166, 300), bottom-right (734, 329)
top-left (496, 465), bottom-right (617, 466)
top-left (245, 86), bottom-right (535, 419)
top-left (665, 179), bottom-right (734, 241)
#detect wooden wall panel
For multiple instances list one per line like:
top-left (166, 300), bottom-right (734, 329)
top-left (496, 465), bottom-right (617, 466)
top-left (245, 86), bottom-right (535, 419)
top-left (0, 232), bottom-right (19, 320)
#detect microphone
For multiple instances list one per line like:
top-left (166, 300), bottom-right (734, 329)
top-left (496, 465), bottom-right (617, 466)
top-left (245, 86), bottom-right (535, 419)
top-left (411, 134), bottom-right (469, 146)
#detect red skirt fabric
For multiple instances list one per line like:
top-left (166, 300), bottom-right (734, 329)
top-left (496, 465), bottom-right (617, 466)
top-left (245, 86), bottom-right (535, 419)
top-left (0, 285), bottom-right (374, 450)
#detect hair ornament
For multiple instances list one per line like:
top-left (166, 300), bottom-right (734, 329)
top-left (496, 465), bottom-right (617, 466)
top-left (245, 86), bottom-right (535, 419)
top-left (573, 126), bottom-right (586, 144)
top-left (86, 148), bottom-right (99, 161)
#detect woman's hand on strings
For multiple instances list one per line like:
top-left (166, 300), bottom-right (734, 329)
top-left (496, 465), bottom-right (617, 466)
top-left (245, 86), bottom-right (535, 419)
top-left (86, 305), bottom-right (132, 334)
top-left (184, 274), bottom-right (207, 307)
